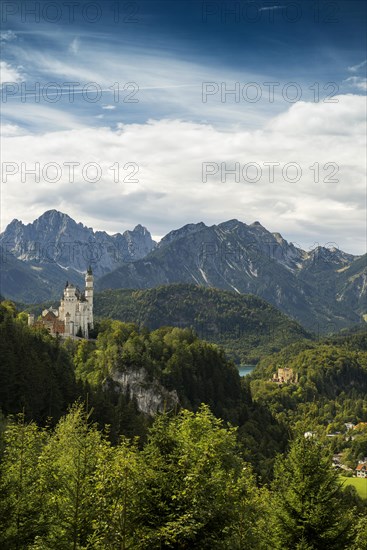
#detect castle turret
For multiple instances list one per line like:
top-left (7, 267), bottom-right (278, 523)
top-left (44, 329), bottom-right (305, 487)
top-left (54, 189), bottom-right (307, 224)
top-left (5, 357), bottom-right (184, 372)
top-left (85, 266), bottom-right (94, 329)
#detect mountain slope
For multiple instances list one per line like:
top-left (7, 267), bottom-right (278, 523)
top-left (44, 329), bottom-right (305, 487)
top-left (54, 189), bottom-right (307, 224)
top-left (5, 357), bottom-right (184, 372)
top-left (94, 284), bottom-right (311, 363)
top-left (335, 253), bottom-right (367, 319)
top-left (0, 246), bottom-right (85, 303)
top-left (97, 220), bottom-right (364, 332)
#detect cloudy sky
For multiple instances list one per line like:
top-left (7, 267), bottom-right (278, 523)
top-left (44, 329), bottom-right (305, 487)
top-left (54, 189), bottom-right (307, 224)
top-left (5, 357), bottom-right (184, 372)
top-left (1, 0), bottom-right (366, 253)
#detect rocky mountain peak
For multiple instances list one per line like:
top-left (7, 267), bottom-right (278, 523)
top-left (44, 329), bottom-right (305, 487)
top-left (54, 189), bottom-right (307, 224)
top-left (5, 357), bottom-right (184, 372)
top-left (217, 219), bottom-right (241, 230)
top-left (0, 210), bottom-right (156, 277)
top-left (133, 224), bottom-right (148, 233)
top-left (158, 222), bottom-right (207, 248)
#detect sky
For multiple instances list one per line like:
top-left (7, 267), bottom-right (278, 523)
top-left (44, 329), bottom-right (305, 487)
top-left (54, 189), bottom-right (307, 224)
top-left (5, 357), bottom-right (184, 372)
top-left (0, 0), bottom-right (366, 253)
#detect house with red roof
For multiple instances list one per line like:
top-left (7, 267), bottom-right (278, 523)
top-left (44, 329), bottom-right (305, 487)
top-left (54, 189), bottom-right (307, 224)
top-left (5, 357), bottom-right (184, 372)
top-left (355, 462), bottom-right (367, 478)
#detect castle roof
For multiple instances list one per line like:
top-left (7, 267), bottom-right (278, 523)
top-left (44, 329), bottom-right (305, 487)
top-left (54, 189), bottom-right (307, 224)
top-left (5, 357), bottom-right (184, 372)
top-left (65, 281), bottom-right (76, 289)
top-left (43, 311), bottom-right (57, 320)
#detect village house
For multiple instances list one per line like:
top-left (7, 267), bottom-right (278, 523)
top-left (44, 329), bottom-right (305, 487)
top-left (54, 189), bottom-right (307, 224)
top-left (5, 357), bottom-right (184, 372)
top-left (355, 462), bottom-right (367, 478)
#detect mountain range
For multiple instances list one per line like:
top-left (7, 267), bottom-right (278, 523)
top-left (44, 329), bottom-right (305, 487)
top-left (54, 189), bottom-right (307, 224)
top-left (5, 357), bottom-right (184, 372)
top-left (0, 210), bottom-right (365, 332)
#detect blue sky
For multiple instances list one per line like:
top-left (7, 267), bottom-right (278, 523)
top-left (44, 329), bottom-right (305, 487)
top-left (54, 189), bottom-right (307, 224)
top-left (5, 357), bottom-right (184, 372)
top-left (1, 0), bottom-right (366, 253)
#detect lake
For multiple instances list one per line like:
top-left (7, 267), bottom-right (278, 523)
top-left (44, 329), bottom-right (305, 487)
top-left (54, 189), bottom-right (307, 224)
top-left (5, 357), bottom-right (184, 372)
top-left (238, 365), bottom-right (255, 377)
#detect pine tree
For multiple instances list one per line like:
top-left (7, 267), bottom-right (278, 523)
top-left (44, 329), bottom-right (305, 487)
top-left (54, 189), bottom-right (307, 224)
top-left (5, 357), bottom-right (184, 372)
top-left (269, 435), bottom-right (355, 549)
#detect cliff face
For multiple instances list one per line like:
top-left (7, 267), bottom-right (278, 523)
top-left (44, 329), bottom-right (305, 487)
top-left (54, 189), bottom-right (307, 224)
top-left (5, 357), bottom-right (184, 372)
top-left (110, 367), bottom-right (179, 416)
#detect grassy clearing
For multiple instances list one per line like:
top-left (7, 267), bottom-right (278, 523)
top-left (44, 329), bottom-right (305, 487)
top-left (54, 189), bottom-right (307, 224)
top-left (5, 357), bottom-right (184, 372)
top-left (341, 477), bottom-right (367, 499)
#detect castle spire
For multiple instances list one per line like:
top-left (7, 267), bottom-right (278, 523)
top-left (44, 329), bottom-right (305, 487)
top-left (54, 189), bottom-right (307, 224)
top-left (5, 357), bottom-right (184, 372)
top-left (85, 266), bottom-right (94, 331)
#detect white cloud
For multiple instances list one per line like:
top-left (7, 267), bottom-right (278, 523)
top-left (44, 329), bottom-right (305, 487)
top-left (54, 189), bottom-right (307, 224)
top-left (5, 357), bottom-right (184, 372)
top-left (0, 61), bottom-right (24, 85)
top-left (1, 101), bottom-right (85, 131)
top-left (259, 5), bottom-right (286, 11)
top-left (348, 60), bottom-right (367, 72)
top-left (0, 30), bottom-right (17, 42)
top-left (344, 76), bottom-right (367, 92)
top-left (0, 123), bottom-right (28, 137)
top-left (69, 37), bottom-right (80, 55)
top-left (267, 95), bottom-right (366, 134)
top-left (1, 94), bottom-right (365, 254)
top-left (102, 105), bottom-right (116, 110)
top-left (3, 43), bottom-right (287, 130)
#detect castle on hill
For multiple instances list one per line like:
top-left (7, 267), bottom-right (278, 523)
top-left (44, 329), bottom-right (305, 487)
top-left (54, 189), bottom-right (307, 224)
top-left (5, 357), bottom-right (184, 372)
top-left (28, 267), bottom-right (94, 338)
top-left (272, 367), bottom-right (298, 384)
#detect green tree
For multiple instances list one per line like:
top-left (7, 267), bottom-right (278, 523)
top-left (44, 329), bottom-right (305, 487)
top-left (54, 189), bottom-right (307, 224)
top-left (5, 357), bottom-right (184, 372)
top-left (135, 405), bottom-right (262, 549)
top-left (36, 404), bottom-right (106, 549)
top-left (0, 415), bottom-right (48, 549)
top-left (90, 436), bottom-right (140, 549)
top-left (352, 515), bottom-right (367, 550)
top-left (269, 435), bottom-right (355, 549)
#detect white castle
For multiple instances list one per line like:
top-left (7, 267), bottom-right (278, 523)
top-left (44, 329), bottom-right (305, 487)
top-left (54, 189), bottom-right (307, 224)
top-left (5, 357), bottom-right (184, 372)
top-left (28, 267), bottom-right (94, 338)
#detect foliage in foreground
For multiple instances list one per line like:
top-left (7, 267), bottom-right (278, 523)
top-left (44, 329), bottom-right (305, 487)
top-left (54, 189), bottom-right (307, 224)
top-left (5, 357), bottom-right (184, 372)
top-left (0, 405), bottom-right (267, 550)
top-left (0, 405), bottom-right (364, 550)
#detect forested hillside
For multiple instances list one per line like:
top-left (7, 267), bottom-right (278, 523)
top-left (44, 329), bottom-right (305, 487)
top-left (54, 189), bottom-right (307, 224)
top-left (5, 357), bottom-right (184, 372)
top-left (1, 300), bottom-right (366, 548)
top-left (250, 332), bottom-right (367, 433)
top-left (0, 300), bottom-right (287, 477)
top-left (22, 285), bottom-right (311, 364)
top-left (94, 284), bottom-right (311, 363)
top-left (0, 301), bottom-right (78, 423)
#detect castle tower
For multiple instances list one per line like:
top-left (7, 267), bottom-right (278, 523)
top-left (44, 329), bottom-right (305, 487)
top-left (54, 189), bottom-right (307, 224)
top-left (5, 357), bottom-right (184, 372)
top-left (85, 265), bottom-right (94, 330)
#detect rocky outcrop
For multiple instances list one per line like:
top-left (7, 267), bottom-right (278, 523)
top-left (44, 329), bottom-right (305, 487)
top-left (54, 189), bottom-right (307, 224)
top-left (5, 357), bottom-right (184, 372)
top-left (110, 367), bottom-right (179, 416)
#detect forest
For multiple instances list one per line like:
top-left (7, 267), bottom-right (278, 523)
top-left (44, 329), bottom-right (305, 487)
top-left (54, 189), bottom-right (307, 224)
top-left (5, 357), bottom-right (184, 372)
top-left (0, 299), bottom-right (366, 549)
